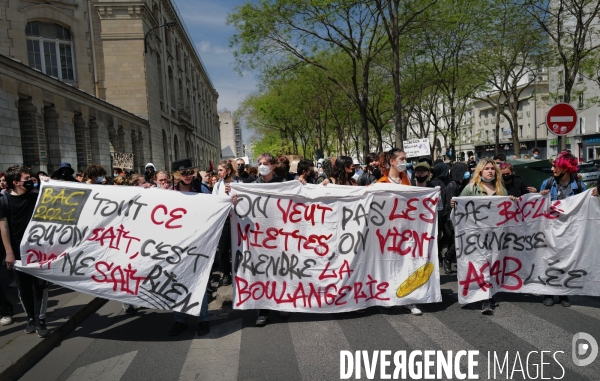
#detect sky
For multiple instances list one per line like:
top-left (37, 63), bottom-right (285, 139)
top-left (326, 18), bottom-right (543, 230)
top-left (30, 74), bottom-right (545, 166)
top-left (173, 0), bottom-right (257, 115)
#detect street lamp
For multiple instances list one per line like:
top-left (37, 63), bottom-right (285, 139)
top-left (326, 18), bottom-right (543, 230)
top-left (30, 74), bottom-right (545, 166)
top-left (144, 21), bottom-right (177, 54)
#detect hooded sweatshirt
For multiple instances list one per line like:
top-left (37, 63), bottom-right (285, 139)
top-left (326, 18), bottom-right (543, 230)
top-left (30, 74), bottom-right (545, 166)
top-left (440, 162), bottom-right (469, 222)
top-left (430, 162), bottom-right (449, 188)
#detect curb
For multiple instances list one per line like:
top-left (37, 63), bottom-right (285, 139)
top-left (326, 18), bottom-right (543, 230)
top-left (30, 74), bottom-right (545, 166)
top-left (0, 297), bottom-right (108, 381)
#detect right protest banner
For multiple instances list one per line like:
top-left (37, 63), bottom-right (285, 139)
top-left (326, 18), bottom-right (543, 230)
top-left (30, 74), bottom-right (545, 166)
top-left (452, 190), bottom-right (600, 304)
top-left (230, 181), bottom-right (442, 313)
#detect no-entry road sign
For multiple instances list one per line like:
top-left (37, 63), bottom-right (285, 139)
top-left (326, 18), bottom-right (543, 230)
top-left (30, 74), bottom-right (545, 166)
top-left (546, 103), bottom-right (577, 136)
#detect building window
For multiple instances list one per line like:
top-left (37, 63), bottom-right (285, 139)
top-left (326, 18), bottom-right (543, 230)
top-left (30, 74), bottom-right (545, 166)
top-left (558, 71), bottom-right (564, 86)
top-left (578, 93), bottom-right (584, 108)
top-left (26, 21), bottom-right (75, 81)
top-left (578, 72), bottom-right (584, 82)
top-left (519, 125), bottom-right (523, 138)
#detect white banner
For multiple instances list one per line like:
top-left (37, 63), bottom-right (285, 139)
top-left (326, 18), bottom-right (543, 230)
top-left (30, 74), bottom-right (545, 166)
top-left (16, 181), bottom-right (232, 315)
top-left (452, 191), bottom-right (600, 304)
top-left (403, 138), bottom-right (430, 158)
top-left (230, 181), bottom-right (441, 312)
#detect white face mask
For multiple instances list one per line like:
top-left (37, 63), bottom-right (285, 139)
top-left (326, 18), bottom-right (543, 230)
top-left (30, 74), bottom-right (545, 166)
top-left (396, 162), bottom-right (407, 172)
top-left (258, 164), bottom-right (271, 176)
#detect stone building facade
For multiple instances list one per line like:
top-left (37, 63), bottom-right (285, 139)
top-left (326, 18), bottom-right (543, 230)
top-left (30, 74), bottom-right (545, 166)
top-left (0, 0), bottom-right (219, 173)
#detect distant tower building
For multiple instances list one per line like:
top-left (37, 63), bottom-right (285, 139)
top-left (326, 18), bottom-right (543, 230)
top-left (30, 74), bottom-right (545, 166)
top-left (219, 110), bottom-right (243, 159)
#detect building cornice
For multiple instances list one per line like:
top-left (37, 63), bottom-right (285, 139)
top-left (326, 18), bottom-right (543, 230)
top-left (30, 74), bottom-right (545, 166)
top-left (26, 0), bottom-right (78, 8)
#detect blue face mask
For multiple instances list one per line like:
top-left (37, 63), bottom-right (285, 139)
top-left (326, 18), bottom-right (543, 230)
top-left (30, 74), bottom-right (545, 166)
top-left (406, 163), bottom-right (413, 169)
top-left (463, 171), bottom-right (471, 180)
top-left (481, 176), bottom-right (496, 183)
top-left (96, 176), bottom-right (104, 184)
top-left (33, 182), bottom-right (39, 188)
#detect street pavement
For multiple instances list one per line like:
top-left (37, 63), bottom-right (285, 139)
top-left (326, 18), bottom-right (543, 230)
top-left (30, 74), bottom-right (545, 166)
top-left (20, 272), bottom-right (600, 380)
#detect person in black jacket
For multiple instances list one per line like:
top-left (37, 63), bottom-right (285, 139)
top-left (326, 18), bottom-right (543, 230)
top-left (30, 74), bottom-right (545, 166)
top-left (430, 161), bottom-right (449, 188)
top-left (411, 162), bottom-right (434, 187)
top-left (357, 153), bottom-right (382, 186)
top-left (50, 162), bottom-right (77, 182)
top-left (439, 162), bottom-right (470, 274)
top-left (499, 162), bottom-right (537, 196)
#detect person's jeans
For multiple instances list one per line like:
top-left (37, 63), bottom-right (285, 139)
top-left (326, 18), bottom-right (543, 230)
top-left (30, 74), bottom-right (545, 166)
top-left (174, 290), bottom-right (210, 323)
top-left (0, 284), bottom-right (12, 317)
top-left (218, 218), bottom-right (232, 277)
top-left (15, 271), bottom-right (48, 321)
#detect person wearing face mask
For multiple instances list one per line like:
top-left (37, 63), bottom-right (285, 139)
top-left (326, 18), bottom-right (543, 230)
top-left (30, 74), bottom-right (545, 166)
top-left (532, 148), bottom-right (541, 160)
top-left (144, 163), bottom-right (156, 184)
top-left (296, 159), bottom-right (315, 184)
top-left (539, 152), bottom-right (585, 308)
top-left (454, 158), bottom-right (507, 315)
top-left (376, 149), bottom-right (423, 316)
top-left (0, 165), bottom-right (51, 336)
top-left (236, 159), bottom-right (255, 183)
top-left (377, 148), bottom-right (411, 185)
top-left (277, 155), bottom-right (296, 181)
top-left (327, 156), bottom-right (357, 186)
top-left (253, 153), bottom-right (284, 185)
top-left (411, 162), bottom-right (434, 187)
top-left (499, 162), bottom-right (537, 197)
top-left (358, 153), bottom-right (381, 186)
top-left (252, 153), bottom-right (285, 327)
top-left (440, 163), bottom-right (470, 274)
top-left (85, 164), bottom-right (107, 185)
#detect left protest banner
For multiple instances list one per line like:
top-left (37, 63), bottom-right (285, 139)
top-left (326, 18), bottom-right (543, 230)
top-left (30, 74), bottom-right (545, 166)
top-left (15, 180), bottom-right (232, 315)
top-left (230, 181), bottom-right (442, 313)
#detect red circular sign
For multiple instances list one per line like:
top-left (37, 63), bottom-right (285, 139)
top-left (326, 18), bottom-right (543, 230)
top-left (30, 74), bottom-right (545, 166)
top-left (545, 103), bottom-right (577, 136)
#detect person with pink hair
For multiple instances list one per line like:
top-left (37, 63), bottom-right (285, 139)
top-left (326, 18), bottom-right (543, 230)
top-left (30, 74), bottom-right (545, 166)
top-left (539, 151), bottom-right (586, 307)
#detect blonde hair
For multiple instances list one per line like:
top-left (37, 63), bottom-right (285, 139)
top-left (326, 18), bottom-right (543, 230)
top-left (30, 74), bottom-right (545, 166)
top-left (470, 158), bottom-right (506, 195)
top-left (113, 175), bottom-right (126, 185)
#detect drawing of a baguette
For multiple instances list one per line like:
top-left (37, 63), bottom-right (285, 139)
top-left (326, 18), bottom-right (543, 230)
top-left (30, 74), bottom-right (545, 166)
top-left (396, 262), bottom-right (434, 298)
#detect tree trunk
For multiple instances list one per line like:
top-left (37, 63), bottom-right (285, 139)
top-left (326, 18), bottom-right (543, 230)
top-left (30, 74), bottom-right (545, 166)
top-left (511, 109), bottom-right (521, 157)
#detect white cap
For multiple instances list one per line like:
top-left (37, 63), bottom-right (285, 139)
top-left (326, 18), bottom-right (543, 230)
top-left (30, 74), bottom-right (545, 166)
top-left (145, 163), bottom-right (156, 171)
top-left (353, 158), bottom-right (360, 165)
top-left (317, 158), bottom-right (324, 163)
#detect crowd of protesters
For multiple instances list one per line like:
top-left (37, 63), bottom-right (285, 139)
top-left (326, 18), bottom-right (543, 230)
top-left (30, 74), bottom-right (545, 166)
top-left (0, 147), bottom-right (595, 339)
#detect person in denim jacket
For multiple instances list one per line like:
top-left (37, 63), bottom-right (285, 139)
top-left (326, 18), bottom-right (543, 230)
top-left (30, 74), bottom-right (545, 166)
top-left (539, 151), bottom-right (585, 307)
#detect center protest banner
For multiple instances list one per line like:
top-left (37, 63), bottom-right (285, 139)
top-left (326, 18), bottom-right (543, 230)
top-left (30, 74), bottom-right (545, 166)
top-left (451, 191), bottom-right (600, 304)
top-left (230, 181), bottom-right (442, 312)
top-left (15, 181), bottom-right (231, 315)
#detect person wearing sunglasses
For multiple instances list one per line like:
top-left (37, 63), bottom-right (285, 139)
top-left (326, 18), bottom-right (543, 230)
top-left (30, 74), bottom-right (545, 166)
top-left (174, 168), bottom-right (205, 193)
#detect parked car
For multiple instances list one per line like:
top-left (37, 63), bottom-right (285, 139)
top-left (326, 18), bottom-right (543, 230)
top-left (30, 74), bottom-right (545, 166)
top-left (578, 163), bottom-right (600, 187)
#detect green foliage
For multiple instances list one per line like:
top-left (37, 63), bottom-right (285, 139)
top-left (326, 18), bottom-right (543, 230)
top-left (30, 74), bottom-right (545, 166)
top-left (229, 0), bottom-right (555, 160)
